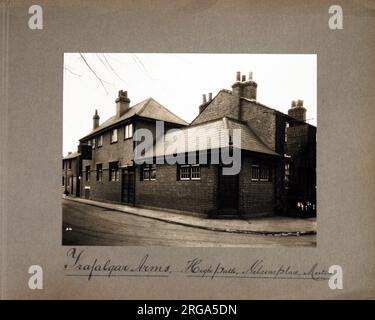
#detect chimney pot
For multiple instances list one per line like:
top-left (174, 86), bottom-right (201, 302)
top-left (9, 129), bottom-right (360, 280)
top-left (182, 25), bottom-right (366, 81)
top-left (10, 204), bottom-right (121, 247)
top-left (241, 75), bottom-right (246, 82)
top-left (236, 71), bottom-right (241, 82)
top-left (202, 94), bottom-right (207, 104)
top-left (248, 72), bottom-right (253, 80)
top-left (208, 92), bottom-right (212, 101)
top-left (116, 90), bottom-right (131, 117)
top-left (288, 99), bottom-right (306, 121)
top-left (93, 109), bottom-right (100, 130)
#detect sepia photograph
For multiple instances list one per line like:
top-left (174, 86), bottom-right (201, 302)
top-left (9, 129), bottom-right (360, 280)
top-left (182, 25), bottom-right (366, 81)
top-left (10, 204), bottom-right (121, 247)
top-left (4, 0), bottom-right (375, 302)
top-left (62, 53), bottom-right (317, 247)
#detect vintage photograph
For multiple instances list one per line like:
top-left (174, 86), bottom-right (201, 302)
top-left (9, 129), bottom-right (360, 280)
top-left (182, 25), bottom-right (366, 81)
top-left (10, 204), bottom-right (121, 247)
top-left (62, 53), bottom-right (317, 247)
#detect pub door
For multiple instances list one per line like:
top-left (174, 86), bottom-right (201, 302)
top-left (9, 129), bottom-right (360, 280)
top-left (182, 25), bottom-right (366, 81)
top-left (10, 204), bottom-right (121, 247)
top-left (218, 168), bottom-right (239, 213)
top-left (121, 167), bottom-right (135, 205)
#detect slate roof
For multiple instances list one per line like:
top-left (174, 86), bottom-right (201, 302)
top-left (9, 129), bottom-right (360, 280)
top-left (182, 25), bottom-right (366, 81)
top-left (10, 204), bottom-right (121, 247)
top-left (80, 97), bottom-right (188, 140)
top-left (151, 117), bottom-right (279, 158)
top-left (62, 151), bottom-right (81, 160)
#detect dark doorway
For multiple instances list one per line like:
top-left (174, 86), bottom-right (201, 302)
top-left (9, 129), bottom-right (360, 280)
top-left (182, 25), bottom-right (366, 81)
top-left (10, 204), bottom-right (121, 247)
top-left (121, 167), bottom-right (135, 205)
top-left (218, 167), bottom-right (239, 212)
top-left (84, 188), bottom-right (90, 199)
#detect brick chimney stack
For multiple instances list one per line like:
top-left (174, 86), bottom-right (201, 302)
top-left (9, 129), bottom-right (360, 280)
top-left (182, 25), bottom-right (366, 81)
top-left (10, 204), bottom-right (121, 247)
top-left (231, 71), bottom-right (257, 100)
top-left (242, 71), bottom-right (257, 100)
top-left (288, 99), bottom-right (306, 122)
top-left (93, 109), bottom-right (100, 130)
top-left (116, 90), bottom-right (130, 117)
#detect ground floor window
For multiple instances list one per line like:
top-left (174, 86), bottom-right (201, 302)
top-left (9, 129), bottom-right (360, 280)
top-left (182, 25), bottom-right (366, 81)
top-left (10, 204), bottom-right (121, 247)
top-left (142, 164), bottom-right (156, 180)
top-left (96, 163), bottom-right (103, 181)
top-left (62, 176), bottom-right (65, 186)
top-left (179, 164), bottom-right (201, 180)
top-left (109, 161), bottom-right (119, 181)
top-left (251, 164), bottom-right (271, 182)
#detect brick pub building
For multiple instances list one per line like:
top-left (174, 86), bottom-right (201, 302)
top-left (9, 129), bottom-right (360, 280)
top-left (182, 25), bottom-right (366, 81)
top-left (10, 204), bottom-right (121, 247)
top-left (62, 72), bottom-right (316, 216)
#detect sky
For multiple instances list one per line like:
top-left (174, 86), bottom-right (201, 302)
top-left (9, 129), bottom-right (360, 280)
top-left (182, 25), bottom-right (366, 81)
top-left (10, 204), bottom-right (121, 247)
top-left (63, 53), bottom-right (317, 156)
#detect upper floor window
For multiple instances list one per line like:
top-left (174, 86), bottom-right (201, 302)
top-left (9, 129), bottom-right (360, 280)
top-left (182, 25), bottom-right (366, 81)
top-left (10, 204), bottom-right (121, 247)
top-left (251, 165), bottom-right (271, 182)
top-left (111, 129), bottom-right (118, 143)
top-left (97, 135), bottom-right (103, 147)
top-left (179, 164), bottom-right (200, 181)
top-left (96, 163), bottom-right (103, 181)
top-left (87, 140), bottom-right (91, 146)
top-left (92, 138), bottom-right (96, 149)
top-left (68, 160), bottom-right (72, 169)
top-left (109, 161), bottom-right (120, 181)
top-left (142, 164), bottom-right (156, 181)
top-left (124, 123), bottom-right (133, 139)
top-left (85, 165), bottom-right (91, 182)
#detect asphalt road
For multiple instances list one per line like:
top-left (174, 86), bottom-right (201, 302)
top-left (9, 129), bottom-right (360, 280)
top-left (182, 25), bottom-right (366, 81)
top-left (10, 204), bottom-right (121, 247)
top-left (62, 200), bottom-right (316, 247)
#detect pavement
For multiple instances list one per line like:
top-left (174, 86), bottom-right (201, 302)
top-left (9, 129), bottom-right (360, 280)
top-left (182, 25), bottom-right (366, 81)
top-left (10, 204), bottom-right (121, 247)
top-left (62, 196), bottom-right (316, 236)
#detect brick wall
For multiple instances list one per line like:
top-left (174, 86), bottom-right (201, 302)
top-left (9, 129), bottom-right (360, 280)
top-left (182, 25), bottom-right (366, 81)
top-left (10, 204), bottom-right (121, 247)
top-left (240, 100), bottom-right (277, 151)
top-left (238, 154), bottom-right (275, 215)
top-left (82, 167), bottom-right (122, 202)
top-left (135, 164), bottom-right (218, 213)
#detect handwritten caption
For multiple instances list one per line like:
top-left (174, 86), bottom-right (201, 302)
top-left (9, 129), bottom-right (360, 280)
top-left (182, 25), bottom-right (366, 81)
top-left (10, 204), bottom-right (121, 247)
top-left (64, 248), bottom-right (331, 281)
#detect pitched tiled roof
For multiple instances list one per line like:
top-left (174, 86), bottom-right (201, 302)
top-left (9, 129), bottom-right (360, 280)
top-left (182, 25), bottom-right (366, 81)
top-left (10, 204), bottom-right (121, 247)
top-left (62, 151), bottom-right (81, 160)
top-left (81, 97), bottom-right (188, 140)
top-left (151, 117), bottom-right (279, 158)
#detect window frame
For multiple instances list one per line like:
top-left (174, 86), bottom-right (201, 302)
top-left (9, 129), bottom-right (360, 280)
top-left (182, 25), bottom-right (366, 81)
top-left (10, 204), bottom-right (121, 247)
top-left (251, 164), bottom-right (271, 182)
top-left (191, 164), bottom-right (201, 180)
top-left (179, 165), bottom-right (191, 181)
top-left (124, 123), bottom-right (133, 140)
top-left (179, 164), bottom-right (201, 181)
top-left (96, 163), bottom-right (103, 182)
top-left (97, 135), bottom-right (103, 148)
top-left (110, 128), bottom-right (118, 144)
top-left (142, 164), bottom-right (156, 181)
top-left (109, 161), bottom-right (120, 182)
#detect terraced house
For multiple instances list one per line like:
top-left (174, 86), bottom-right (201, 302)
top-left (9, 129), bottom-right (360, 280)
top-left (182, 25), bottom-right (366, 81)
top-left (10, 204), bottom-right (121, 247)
top-left (62, 72), bottom-right (316, 217)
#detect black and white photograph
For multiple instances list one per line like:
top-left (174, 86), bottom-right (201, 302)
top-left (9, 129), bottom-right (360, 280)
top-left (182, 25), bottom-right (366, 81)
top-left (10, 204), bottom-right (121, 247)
top-left (3, 0), bottom-right (375, 302)
top-left (62, 53), bottom-right (317, 247)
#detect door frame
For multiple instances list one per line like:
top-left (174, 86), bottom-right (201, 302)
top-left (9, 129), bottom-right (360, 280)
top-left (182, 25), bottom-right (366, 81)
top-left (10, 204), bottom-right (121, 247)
top-left (217, 165), bottom-right (239, 211)
top-left (121, 166), bottom-right (135, 205)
